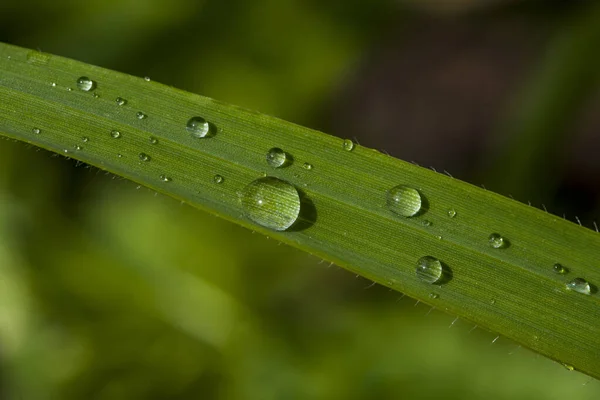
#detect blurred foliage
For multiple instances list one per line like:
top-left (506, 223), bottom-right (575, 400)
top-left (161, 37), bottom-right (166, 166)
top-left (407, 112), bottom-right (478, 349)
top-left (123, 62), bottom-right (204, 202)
top-left (0, 0), bottom-right (599, 399)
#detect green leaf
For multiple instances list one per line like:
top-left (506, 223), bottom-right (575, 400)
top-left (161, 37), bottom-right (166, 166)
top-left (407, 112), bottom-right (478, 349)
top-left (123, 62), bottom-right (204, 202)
top-left (1, 42), bottom-right (599, 378)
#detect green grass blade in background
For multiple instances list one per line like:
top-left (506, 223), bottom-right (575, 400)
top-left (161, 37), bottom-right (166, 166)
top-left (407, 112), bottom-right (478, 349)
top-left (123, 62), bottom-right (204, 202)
top-left (0, 42), bottom-right (599, 378)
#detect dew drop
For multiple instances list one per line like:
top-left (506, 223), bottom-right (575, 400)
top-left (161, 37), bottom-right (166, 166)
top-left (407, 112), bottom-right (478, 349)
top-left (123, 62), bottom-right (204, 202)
top-left (240, 177), bottom-right (301, 231)
top-left (76, 76), bottom-right (96, 91)
top-left (138, 153), bottom-right (151, 162)
top-left (429, 293), bottom-right (439, 299)
top-left (416, 256), bottom-right (444, 284)
top-left (136, 112), bottom-right (147, 120)
top-left (116, 97), bottom-right (127, 106)
top-left (562, 363), bottom-right (575, 371)
top-left (566, 278), bottom-right (591, 295)
top-left (302, 162), bottom-right (313, 170)
top-left (74, 145), bottom-right (82, 151)
top-left (447, 209), bottom-right (457, 218)
top-left (343, 139), bottom-right (355, 151)
top-left (110, 130), bottom-right (122, 139)
top-left (32, 128), bottom-right (41, 134)
top-left (159, 174), bottom-right (172, 182)
top-left (51, 82), bottom-right (57, 87)
top-left (421, 220), bottom-right (432, 227)
top-left (117, 154), bottom-right (122, 158)
top-left (266, 147), bottom-right (288, 168)
top-left (213, 175), bottom-right (224, 184)
top-left (553, 263), bottom-right (568, 274)
top-left (82, 137), bottom-right (89, 143)
top-left (93, 93), bottom-right (99, 99)
top-left (67, 87), bottom-right (72, 92)
top-left (186, 116), bottom-right (212, 138)
top-left (488, 233), bottom-right (508, 249)
top-left (149, 136), bottom-right (158, 145)
top-left (386, 185), bottom-right (423, 217)
top-left (490, 299), bottom-right (496, 305)
top-left (144, 76), bottom-right (151, 82)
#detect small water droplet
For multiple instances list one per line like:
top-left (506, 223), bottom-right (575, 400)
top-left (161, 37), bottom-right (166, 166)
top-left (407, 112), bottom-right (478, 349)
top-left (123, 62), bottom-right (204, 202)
top-left (76, 76), bottom-right (96, 91)
top-left (421, 220), bottom-right (432, 227)
top-left (566, 278), bottom-right (591, 295)
top-left (144, 76), bottom-right (151, 82)
top-left (562, 363), bottom-right (575, 371)
top-left (553, 263), bottom-right (568, 274)
top-left (490, 299), bottom-right (496, 305)
top-left (116, 97), bottom-right (127, 106)
top-left (63, 149), bottom-right (69, 154)
top-left (82, 137), bottom-right (89, 142)
top-left (343, 139), bottom-right (355, 151)
top-left (138, 153), bottom-right (151, 162)
top-left (240, 177), bottom-right (300, 231)
top-left (93, 93), bottom-right (99, 99)
top-left (74, 145), bottom-right (82, 151)
top-left (429, 293), bottom-right (439, 299)
top-left (186, 116), bottom-right (212, 138)
top-left (213, 175), bottom-right (224, 184)
top-left (110, 130), bottom-right (121, 139)
top-left (159, 174), bottom-right (172, 182)
top-left (67, 88), bottom-right (72, 92)
top-left (32, 128), bottom-right (41, 134)
top-left (387, 185), bottom-right (423, 217)
top-left (117, 154), bottom-right (122, 158)
top-left (266, 147), bottom-right (288, 168)
top-left (136, 112), bottom-right (147, 120)
top-left (51, 82), bottom-right (57, 87)
top-left (435, 235), bottom-right (442, 240)
top-left (488, 233), bottom-right (508, 249)
top-left (447, 209), bottom-right (457, 218)
top-left (149, 136), bottom-right (158, 145)
top-left (416, 256), bottom-right (444, 284)
top-left (302, 162), bottom-right (313, 170)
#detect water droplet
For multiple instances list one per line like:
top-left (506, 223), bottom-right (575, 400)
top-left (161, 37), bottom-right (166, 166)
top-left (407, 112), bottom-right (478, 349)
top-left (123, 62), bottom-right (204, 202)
top-left (117, 154), bottom-right (122, 158)
top-left (343, 139), bottom-right (355, 151)
top-left (490, 299), bottom-right (496, 305)
top-left (110, 130), bottom-right (121, 139)
top-left (144, 76), bottom-right (151, 82)
top-left (93, 93), bottom-right (99, 99)
top-left (421, 220), bottom-right (432, 227)
top-left (266, 147), bottom-right (288, 168)
top-left (67, 87), bottom-right (72, 92)
top-left (116, 97), bottom-right (127, 106)
top-left (386, 185), bottom-right (423, 217)
top-left (302, 162), bottom-right (313, 170)
top-left (240, 177), bottom-right (300, 231)
top-left (136, 112), bottom-right (147, 120)
top-left (447, 209), bottom-right (457, 218)
top-left (63, 149), bottom-right (69, 154)
top-left (488, 233), bottom-right (508, 249)
top-left (186, 116), bottom-right (212, 138)
top-left (213, 175), bottom-right (224, 184)
top-left (74, 145), bottom-right (82, 151)
top-left (429, 293), bottom-right (439, 299)
top-left (566, 278), bottom-right (591, 295)
top-left (553, 263), bottom-right (568, 274)
top-left (138, 153), bottom-right (151, 162)
top-left (562, 363), bottom-right (575, 371)
top-left (76, 76), bottom-right (96, 91)
top-left (51, 82), bottom-right (57, 87)
top-left (416, 256), bottom-right (444, 284)
top-left (82, 137), bottom-right (89, 142)
top-left (32, 128), bottom-right (41, 134)
top-left (159, 174), bottom-right (172, 182)
top-left (149, 136), bottom-right (158, 145)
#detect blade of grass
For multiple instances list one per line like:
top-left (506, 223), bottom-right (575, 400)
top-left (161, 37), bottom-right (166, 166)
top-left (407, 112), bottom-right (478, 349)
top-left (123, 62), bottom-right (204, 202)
top-left (1, 42), bottom-right (599, 378)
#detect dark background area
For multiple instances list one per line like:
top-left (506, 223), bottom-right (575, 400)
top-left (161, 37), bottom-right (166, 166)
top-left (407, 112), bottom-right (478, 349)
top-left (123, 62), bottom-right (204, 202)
top-left (0, 0), bottom-right (599, 398)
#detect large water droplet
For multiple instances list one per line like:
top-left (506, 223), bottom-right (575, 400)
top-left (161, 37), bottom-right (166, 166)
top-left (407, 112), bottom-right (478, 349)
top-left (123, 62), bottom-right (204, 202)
top-left (240, 177), bottom-right (300, 231)
top-left (488, 233), bottom-right (508, 249)
top-left (116, 97), bottom-right (127, 106)
top-left (110, 130), bottom-right (121, 139)
top-left (566, 278), bottom-right (591, 295)
top-left (343, 139), bottom-right (355, 152)
top-left (186, 116), bottom-right (212, 138)
top-left (76, 76), bottom-right (96, 91)
top-left (553, 263), bottom-right (568, 274)
top-left (416, 256), bottom-right (444, 284)
top-left (266, 148), bottom-right (288, 168)
top-left (138, 153), bottom-right (151, 162)
top-left (386, 185), bottom-right (423, 217)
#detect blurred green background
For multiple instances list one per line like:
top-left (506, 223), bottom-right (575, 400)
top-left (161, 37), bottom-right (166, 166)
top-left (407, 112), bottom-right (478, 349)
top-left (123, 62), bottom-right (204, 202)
top-left (1, 0), bottom-right (600, 398)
